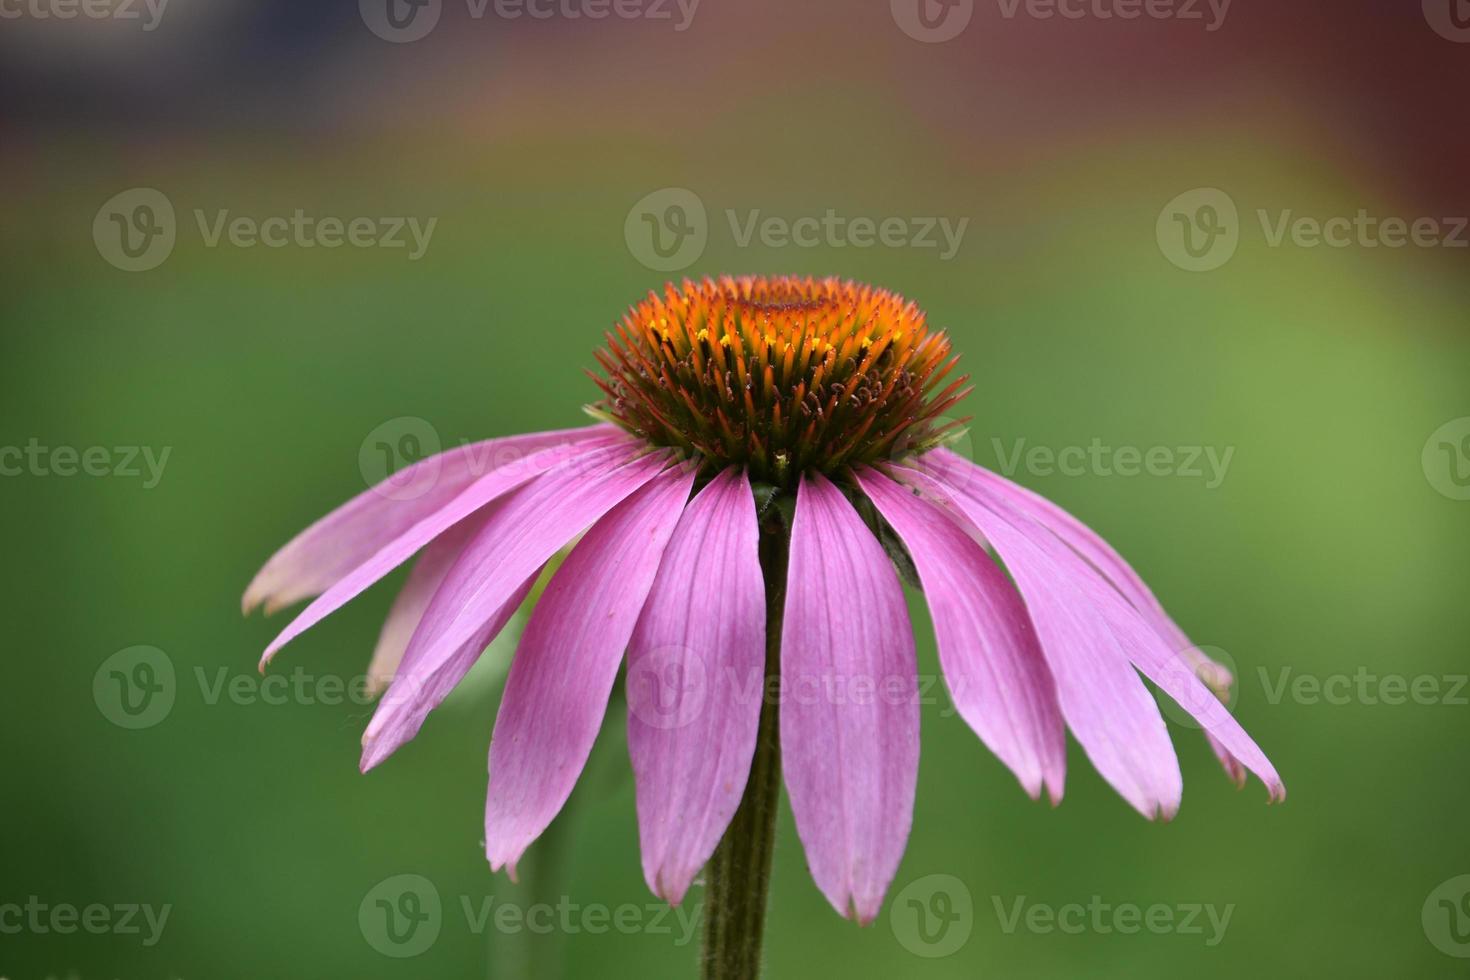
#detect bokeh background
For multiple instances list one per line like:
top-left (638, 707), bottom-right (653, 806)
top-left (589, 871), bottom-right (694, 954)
top-left (3, 0), bottom-right (1469, 976)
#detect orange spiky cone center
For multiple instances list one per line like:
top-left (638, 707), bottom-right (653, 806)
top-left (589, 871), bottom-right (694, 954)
top-left (590, 276), bottom-right (971, 487)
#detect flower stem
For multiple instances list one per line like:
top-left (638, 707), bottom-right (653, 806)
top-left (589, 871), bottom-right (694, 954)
top-left (701, 526), bottom-right (787, 980)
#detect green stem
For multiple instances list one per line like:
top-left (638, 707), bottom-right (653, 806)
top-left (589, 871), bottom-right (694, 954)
top-left (701, 526), bottom-right (787, 980)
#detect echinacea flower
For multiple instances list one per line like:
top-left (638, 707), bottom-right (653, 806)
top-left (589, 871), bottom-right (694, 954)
top-left (245, 275), bottom-right (1282, 933)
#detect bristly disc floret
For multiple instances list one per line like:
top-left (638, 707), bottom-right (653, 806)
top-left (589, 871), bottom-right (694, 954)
top-left (589, 275), bottom-right (972, 487)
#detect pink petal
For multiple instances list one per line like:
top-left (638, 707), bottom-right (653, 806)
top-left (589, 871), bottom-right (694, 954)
top-left (258, 435), bottom-right (627, 669)
top-left (485, 464), bottom-right (696, 879)
top-left (855, 466), bottom-right (1066, 803)
top-left (781, 473), bottom-right (919, 924)
top-left (927, 447), bottom-right (1249, 783)
top-left (924, 451), bottom-right (1282, 803)
top-left (893, 464), bottom-right (1183, 819)
top-left (364, 513), bottom-right (491, 699)
top-left (626, 468), bottom-right (765, 906)
top-left (243, 425), bottom-right (612, 615)
top-left (360, 445), bottom-right (672, 771)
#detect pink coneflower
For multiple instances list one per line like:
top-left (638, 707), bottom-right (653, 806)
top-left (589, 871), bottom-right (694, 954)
top-left (245, 275), bottom-right (1281, 970)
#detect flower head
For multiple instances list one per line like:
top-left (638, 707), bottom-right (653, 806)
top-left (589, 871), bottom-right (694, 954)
top-left (245, 276), bottom-right (1282, 926)
top-left (591, 275), bottom-right (969, 485)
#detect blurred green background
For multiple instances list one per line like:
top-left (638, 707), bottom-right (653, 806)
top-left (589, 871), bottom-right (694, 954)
top-left (3, 1), bottom-right (1468, 977)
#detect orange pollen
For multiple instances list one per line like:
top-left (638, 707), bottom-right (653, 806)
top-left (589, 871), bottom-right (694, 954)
top-left (589, 275), bottom-right (972, 487)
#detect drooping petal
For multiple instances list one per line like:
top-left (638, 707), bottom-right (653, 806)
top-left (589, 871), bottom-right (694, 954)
top-left (855, 466), bottom-right (1065, 802)
top-left (243, 425), bottom-right (613, 615)
top-left (923, 450), bottom-right (1283, 802)
top-left (485, 464), bottom-right (696, 879)
top-left (258, 435), bottom-right (627, 669)
top-left (781, 473), bottom-right (919, 925)
top-left (926, 447), bottom-right (1250, 784)
top-left (893, 464), bottom-right (1184, 819)
top-left (366, 515), bottom-right (489, 698)
top-left (360, 445), bottom-right (671, 770)
top-left (626, 468), bottom-right (765, 906)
